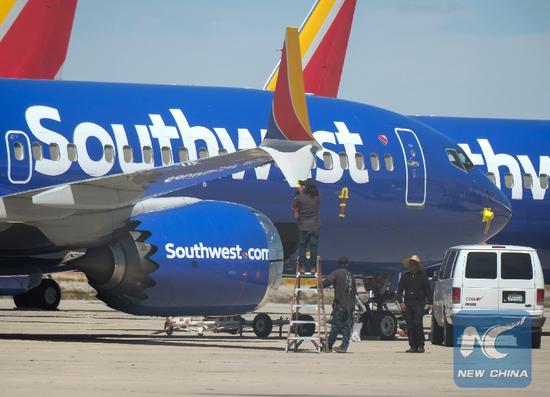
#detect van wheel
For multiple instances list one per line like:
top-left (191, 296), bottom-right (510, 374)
top-left (443, 315), bottom-right (453, 347)
top-left (430, 314), bottom-right (444, 345)
top-left (532, 328), bottom-right (542, 349)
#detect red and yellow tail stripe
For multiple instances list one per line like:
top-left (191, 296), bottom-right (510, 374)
top-left (266, 26), bottom-right (313, 142)
top-left (0, 0), bottom-right (77, 79)
top-left (264, 0), bottom-right (356, 98)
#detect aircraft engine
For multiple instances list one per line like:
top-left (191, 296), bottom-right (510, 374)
top-left (73, 201), bottom-right (284, 316)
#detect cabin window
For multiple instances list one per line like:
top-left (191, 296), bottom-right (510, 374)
top-left (523, 173), bottom-right (533, 189)
top-left (540, 174), bottom-right (549, 190)
top-left (339, 152), bottom-right (349, 170)
top-left (49, 143), bottom-right (60, 161)
top-left (504, 172), bottom-right (514, 188)
top-left (355, 153), bottom-right (365, 170)
top-left (67, 144), bottom-right (78, 162)
top-left (370, 153), bottom-right (380, 171)
top-left (384, 154), bottom-right (394, 172)
top-left (143, 146), bottom-right (153, 164)
top-left (161, 146), bottom-right (172, 165)
top-left (123, 145), bottom-right (133, 163)
top-left (486, 172), bottom-right (496, 185)
top-left (13, 142), bottom-right (24, 161)
top-left (218, 148), bottom-right (228, 155)
top-left (179, 147), bottom-right (189, 162)
top-left (322, 152), bottom-right (333, 170)
top-left (103, 145), bottom-right (114, 163)
top-left (32, 143), bottom-right (43, 160)
top-left (199, 147), bottom-right (209, 159)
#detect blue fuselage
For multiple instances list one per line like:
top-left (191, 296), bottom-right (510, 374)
top-left (0, 79), bottom-right (510, 275)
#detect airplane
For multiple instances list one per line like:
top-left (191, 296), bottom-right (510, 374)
top-left (0, 9), bottom-right (511, 322)
top-left (0, 0), bottom-right (77, 79)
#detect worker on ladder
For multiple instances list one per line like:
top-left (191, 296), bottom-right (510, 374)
top-left (292, 178), bottom-right (320, 273)
top-left (322, 256), bottom-right (357, 353)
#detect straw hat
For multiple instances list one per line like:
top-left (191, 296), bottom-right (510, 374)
top-left (403, 255), bottom-right (421, 268)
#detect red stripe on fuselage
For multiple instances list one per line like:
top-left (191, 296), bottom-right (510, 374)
top-left (0, 0), bottom-right (77, 79)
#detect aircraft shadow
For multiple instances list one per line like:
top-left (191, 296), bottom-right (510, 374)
top-left (0, 332), bottom-right (284, 351)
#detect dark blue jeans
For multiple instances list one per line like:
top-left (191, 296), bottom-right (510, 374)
top-left (297, 230), bottom-right (319, 272)
top-left (404, 303), bottom-right (425, 349)
top-left (328, 305), bottom-right (351, 350)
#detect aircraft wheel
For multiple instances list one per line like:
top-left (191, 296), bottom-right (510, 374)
top-left (253, 313), bottom-right (273, 338)
top-left (430, 314), bottom-right (444, 345)
top-left (297, 314), bottom-right (316, 337)
top-left (13, 279), bottom-right (61, 310)
top-left (374, 311), bottom-right (397, 340)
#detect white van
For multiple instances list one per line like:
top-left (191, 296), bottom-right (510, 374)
top-left (431, 245), bottom-right (546, 348)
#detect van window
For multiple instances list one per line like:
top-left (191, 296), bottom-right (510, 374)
top-left (439, 251), bottom-right (450, 279)
top-left (465, 252), bottom-right (497, 279)
top-left (443, 250), bottom-right (458, 279)
top-left (501, 253), bottom-right (533, 280)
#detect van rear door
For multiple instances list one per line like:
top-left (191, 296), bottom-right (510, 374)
top-left (462, 251), bottom-right (499, 309)
top-left (499, 251), bottom-right (535, 310)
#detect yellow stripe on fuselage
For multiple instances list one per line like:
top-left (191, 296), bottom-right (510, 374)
top-left (265, 0), bottom-right (337, 91)
top-left (0, 0), bottom-right (17, 26)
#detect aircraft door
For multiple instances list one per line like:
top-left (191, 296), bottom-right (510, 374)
top-left (5, 130), bottom-right (32, 184)
top-left (395, 128), bottom-right (426, 207)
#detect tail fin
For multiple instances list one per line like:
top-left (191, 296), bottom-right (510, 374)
top-left (264, 0), bottom-right (356, 98)
top-left (261, 27), bottom-right (318, 187)
top-left (0, 0), bottom-right (78, 79)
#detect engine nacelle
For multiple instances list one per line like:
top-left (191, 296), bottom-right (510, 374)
top-left (74, 201), bottom-right (283, 316)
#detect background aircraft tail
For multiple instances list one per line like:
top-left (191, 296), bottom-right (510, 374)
top-left (263, 0), bottom-right (357, 98)
top-left (0, 0), bottom-right (77, 79)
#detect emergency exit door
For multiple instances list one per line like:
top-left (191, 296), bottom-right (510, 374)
top-left (6, 130), bottom-right (32, 184)
top-left (395, 128), bottom-right (426, 207)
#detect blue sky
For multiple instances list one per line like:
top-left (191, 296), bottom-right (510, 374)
top-left (63, 0), bottom-right (550, 119)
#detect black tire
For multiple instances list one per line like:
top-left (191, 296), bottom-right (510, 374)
top-left (374, 311), bottom-right (397, 340)
top-left (297, 314), bottom-right (316, 337)
top-left (430, 314), bottom-right (444, 345)
top-left (443, 315), bottom-right (453, 347)
top-left (532, 328), bottom-right (542, 349)
top-left (13, 279), bottom-right (61, 311)
top-left (253, 313), bottom-right (273, 338)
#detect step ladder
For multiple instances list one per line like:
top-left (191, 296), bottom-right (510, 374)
top-left (285, 257), bottom-right (328, 353)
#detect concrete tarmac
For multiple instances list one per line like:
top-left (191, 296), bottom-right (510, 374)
top-left (0, 299), bottom-right (548, 397)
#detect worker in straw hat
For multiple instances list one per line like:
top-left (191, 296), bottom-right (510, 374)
top-left (397, 255), bottom-right (433, 353)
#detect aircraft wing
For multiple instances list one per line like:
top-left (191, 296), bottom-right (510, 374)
top-left (1, 26), bottom-right (318, 217)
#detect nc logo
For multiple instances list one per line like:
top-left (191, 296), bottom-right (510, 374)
top-left (460, 317), bottom-right (526, 360)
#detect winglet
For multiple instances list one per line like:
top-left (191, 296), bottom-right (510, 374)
top-left (261, 27), bottom-right (319, 186)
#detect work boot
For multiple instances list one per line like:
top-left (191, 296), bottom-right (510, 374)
top-left (406, 348), bottom-right (417, 353)
top-left (333, 346), bottom-right (347, 353)
top-left (417, 346), bottom-right (425, 353)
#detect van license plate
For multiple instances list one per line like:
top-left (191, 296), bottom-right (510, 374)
top-left (503, 291), bottom-right (525, 303)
